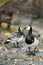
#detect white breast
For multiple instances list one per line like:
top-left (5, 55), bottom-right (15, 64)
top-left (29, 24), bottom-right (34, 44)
top-left (27, 38), bottom-right (39, 47)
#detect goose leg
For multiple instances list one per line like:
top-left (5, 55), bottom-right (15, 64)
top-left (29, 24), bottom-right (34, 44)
top-left (17, 42), bottom-right (19, 48)
top-left (13, 43), bottom-right (16, 47)
top-left (34, 47), bottom-right (38, 54)
top-left (28, 47), bottom-right (31, 54)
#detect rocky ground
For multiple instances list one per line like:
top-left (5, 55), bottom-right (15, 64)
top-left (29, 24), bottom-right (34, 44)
top-left (0, 40), bottom-right (43, 65)
top-left (0, 22), bottom-right (43, 65)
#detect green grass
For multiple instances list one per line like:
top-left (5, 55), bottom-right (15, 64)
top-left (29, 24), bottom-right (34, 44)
top-left (0, 26), bottom-right (18, 33)
top-left (0, 0), bottom-right (4, 3)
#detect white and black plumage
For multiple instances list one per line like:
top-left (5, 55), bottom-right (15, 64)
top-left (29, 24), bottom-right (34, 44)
top-left (23, 25), bottom-right (32, 37)
top-left (25, 25), bottom-right (39, 54)
top-left (4, 27), bottom-right (24, 47)
top-left (24, 25), bottom-right (40, 38)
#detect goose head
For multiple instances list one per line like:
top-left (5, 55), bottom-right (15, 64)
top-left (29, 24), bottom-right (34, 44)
top-left (18, 27), bottom-right (23, 33)
top-left (24, 25), bottom-right (32, 35)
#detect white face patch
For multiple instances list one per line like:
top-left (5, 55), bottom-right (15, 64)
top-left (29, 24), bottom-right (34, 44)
top-left (26, 26), bottom-right (30, 30)
top-left (20, 27), bottom-right (22, 32)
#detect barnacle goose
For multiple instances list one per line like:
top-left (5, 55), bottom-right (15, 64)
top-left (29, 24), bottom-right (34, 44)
top-left (25, 25), bottom-right (39, 54)
top-left (4, 27), bottom-right (25, 48)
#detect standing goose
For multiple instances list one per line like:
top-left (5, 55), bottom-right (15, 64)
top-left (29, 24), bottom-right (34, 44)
top-left (4, 27), bottom-right (24, 48)
top-left (25, 25), bottom-right (39, 54)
